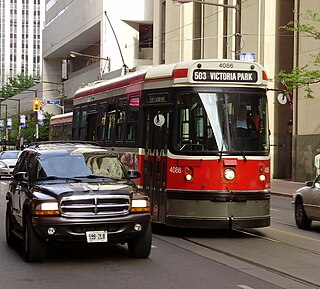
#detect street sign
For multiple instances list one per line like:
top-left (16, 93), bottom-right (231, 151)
top-left (47, 99), bottom-right (61, 105)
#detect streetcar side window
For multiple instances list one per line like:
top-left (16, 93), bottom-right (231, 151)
top-left (97, 102), bottom-right (108, 142)
top-left (79, 109), bottom-right (87, 140)
top-left (127, 95), bottom-right (139, 142)
top-left (106, 110), bottom-right (116, 141)
top-left (116, 100), bottom-right (126, 142)
top-left (72, 109), bottom-right (80, 140)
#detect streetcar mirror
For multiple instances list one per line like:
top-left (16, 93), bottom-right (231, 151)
top-left (277, 92), bottom-right (287, 105)
top-left (154, 113), bottom-right (165, 127)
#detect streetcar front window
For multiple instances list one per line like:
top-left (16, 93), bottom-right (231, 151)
top-left (173, 90), bottom-right (269, 154)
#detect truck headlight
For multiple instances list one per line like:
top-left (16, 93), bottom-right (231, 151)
top-left (131, 199), bottom-right (150, 213)
top-left (35, 202), bottom-right (60, 215)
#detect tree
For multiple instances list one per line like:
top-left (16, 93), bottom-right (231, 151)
top-left (276, 10), bottom-right (320, 99)
top-left (16, 112), bottom-right (52, 144)
top-left (0, 74), bottom-right (40, 98)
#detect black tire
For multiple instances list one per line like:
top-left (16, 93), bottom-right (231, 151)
top-left (5, 204), bottom-right (20, 247)
top-left (24, 214), bottom-right (46, 262)
top-left (295, 198), bottom-right (312, 230)
top-left (128, 222), bottom-right (152, 258)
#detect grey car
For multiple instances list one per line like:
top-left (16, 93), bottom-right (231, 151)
top-left (293, 176), bottom-right (320, 229)
top-left (0, 150), bottom-right (20, 178)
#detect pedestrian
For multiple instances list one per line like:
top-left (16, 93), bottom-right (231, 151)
top-left (301, 145), bottom-right (314, 181)
top-left (314, 148), bottom-right (320, 176)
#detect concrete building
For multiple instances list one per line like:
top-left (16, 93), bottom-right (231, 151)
top-left (154, 0), bottom-right (294, 180)
top-left (0, 0), bottom-right (45, 85)
top-left (41, 0), bottom-right (153, 115)
top-left (291, 1), bottom-right (320, 182)
top-left (7, 0), bottom-right (320, 181)
top-left (153, 0), bottom-right (320, 182)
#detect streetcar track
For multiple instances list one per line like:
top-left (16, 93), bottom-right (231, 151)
top-left (154, 227), bottom-right (320, 289)
top-left (182, 234), bottom-right (320, 289)
top-left (236, 228), bottom-right (320, 255)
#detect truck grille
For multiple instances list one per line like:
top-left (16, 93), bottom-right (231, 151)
top-left (60, 195), bottom-right (130, 217)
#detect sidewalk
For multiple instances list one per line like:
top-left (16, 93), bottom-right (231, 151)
top-left (270, 178), bottom-right (305, 197)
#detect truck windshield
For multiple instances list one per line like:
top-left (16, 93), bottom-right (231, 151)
top-left (172, 90), bottom-right (269, 154)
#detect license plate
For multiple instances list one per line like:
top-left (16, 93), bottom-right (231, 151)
top-left (85, 231), bottom-right (108, 243)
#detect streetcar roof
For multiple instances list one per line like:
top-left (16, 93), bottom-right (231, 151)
top-left (50, 112), bottom-right (73, 123)
top-left (73, 59), bottom-right (268, 100)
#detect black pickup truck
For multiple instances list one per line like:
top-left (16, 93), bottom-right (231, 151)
top-left (6, 141), bottom-right (151, 262)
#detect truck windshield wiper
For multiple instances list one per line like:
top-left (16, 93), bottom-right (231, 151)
top-left (39, 176), bottom-right (83, 182)
top-left (74, 175), bottom-right (123, 181)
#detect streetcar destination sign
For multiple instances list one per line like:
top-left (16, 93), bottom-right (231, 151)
top-left (193, 69), bottom-right (258, 83)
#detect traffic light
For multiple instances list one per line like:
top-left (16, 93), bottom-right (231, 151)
top-left (33, 98), bottom-right (40, 112)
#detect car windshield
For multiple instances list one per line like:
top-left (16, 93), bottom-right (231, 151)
top-left (36, 148), bottom-right (125, 180)
top-left (0, 151), bottom-right (19, 159)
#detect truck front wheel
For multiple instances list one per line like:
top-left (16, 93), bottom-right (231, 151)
top-left (127, 222), bottom-right (152, 258)
top-left (24, 214), bottom-right (46, 262)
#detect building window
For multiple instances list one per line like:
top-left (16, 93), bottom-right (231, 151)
top-left (139, 24), bottom-right (153, 49)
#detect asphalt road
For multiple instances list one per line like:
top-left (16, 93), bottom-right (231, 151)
top-left (1, 179), bottom-right (319, 289)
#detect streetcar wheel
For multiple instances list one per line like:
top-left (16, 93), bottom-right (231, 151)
top-left (24, 214), bottom-right (46, 262)
top-left (128, 222), bottom-right (152, 258)
top-left (295, 198), bottom-right (312, 230)
top-left (5, 204), bottom-right (20, 247)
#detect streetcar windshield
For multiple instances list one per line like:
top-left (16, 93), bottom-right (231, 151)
top-left (172, 90), bottom-right (269, 154)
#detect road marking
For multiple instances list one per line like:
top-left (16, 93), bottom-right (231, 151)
top-left (268, 227), bottom-right (320, 243)
top-left (237, 285), bottom-right (254, 289)
top-left (270, 208), bottom-right (281, 212)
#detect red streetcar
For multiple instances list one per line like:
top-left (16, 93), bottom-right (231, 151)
top-left (70, 59), bottom-right (270, 229)
top-left (49, 112), bottom-right (73, 141)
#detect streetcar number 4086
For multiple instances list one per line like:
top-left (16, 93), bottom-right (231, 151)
top-left (169, 167), bottom-right (182, 174)
top-left (219, 62), bottom-right (234, 68)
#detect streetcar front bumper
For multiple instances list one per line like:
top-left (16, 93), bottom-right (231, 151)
top-left (165, 190), bottom-right (270, 229)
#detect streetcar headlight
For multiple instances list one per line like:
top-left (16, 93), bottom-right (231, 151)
top-left (35, 202), bottom-right (60, 215)
top-left (224, 168), bottom-right (235, 180)
top-left (259, 174), bottom-right (266, 182)
top-left (131, 199), bottom-right (150, 213)
top-left (184, 167), bottom-right (194, 181)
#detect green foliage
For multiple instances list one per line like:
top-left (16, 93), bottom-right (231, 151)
top-left (0, 74), bottom-right (40, 98)
top-left (276, 10), bottom-right (320, 98)
top-left (2, 112), bottom-right (52, 144)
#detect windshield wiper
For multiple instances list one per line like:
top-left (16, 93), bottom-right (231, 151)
top-left (74, 175), bottom-right (122, 181)
top-left (38, 176), bottom-right (83, 182)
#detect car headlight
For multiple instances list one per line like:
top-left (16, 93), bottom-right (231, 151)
top-left (130, 199), bottom-right (150, 213)
top-left (224, 168), bottom-right (236, 181)
top-left (0, 161), bottom-right (6, 168)
top-left (35, 202), bottom-right (60, 215)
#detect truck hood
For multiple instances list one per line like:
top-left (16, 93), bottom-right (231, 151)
top-left (34, 182), bottom-right (134, 199)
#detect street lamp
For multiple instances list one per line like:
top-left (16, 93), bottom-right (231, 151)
top-left (19, 89), bottom-right (39, 140)
top-left (172, 0), bottom-right (242, 60)
top-left (0, 104), bottom-right (8, 149)
top-left (5, 98), bottom-right (21, 147)
top-left (70, 51), bottom-right (111, 73)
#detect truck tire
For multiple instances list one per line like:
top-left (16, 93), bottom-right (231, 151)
top-left (128, 221), bottom-right (152, 258)
top-left (24, 214), bottom-right (46, 262)
top-left (6, 204), bottom-right (20, 247)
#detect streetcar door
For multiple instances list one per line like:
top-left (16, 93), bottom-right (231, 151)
top-left (143, 108), bottom-right (169, 223)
